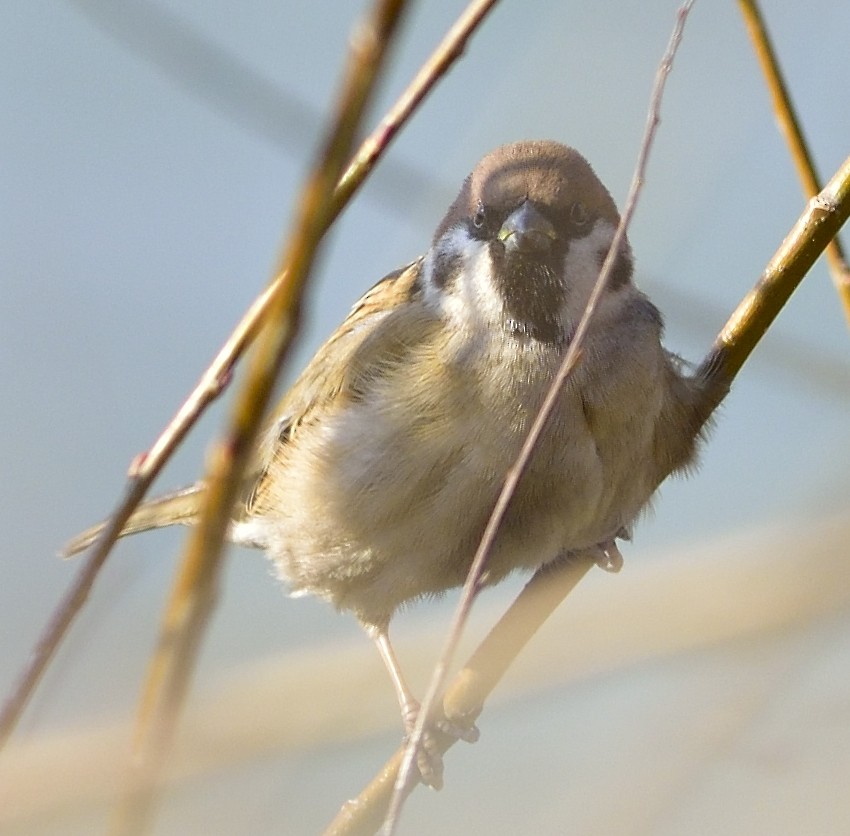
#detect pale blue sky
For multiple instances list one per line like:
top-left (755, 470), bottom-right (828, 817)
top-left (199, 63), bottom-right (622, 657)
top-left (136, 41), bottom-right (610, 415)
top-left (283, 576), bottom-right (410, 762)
top-left (2, 2), bottom-right (849, 833)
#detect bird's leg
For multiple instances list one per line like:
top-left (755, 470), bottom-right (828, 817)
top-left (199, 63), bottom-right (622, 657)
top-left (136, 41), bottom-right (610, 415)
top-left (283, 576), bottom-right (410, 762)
top-left (367, 624), bottom-right (477, 789)
top-left (370, 625), bottom-right (420, 730)
top-left (368, 624), bottom-right (444, 788)
top-left (370, 624), bottom-right (480, 742)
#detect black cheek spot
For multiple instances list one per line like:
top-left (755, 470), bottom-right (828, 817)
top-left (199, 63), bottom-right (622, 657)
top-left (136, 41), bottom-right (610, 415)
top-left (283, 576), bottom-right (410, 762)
top-left (597, 246), bottom-right (633, 290)
top-left (431, 248), bottom-right (463, 290)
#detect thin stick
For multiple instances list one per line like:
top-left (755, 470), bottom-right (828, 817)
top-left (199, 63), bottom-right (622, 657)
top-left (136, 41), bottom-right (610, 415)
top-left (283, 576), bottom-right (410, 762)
top-left (697, 151), bottom-right (850, 392)
top-left (323, 554), bottom-right (595, 836)
top-left (330, 147), bottom-right (850, 834)
top-left (335, 0), bottom-right (501, 211)
top-left (738, 0), bottom-right (850, 326)
top-left (109, 2), bottom-right (408, 833)
top-left (0, 0), bottom-right (501, 752)
top-left (382, 3), bottom-right (697, 833)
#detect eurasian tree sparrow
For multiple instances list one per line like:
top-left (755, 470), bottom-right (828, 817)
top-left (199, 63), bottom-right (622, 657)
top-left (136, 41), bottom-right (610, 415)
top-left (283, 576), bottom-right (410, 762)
top-left (66, 140), bottom-right (712, 785)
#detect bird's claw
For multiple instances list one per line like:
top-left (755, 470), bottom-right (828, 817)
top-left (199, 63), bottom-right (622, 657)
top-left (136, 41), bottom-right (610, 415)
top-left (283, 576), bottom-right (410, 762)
top-left (593, 538), bottom-right (624, 573)
top-left (400, 701), bottom-right (479, 789)
top-left (436, 714), bottom-right (480, 744)
top-left (406, 726), bottom-right (445, 790)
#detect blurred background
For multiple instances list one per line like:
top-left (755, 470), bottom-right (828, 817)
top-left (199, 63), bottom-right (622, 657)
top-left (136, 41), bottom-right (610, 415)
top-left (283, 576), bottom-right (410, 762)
top-left (2, 1), bottom-right (849, 833)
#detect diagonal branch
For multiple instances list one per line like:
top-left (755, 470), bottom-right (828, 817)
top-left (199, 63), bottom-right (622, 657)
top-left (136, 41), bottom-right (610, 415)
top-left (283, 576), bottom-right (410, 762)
top-left (323, 554), bottom-right (594, 836)
top-left (108, 1), bottom-right (409, 833)
top-left (328, 10), bottom-right (850, 836)
top-left (0, 0), bottom-right (502, 753)
top-left (327, 148), bottom-right (850, 836)
top-left (697, 152), bottom-right (850, 392)
top-left (738, 0), bottom-right (850, 326)
top-left (381, 2), bottom-right (696, 832)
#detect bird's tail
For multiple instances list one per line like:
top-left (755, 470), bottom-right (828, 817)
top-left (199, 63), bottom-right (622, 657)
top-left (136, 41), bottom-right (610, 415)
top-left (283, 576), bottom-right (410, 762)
top-left (61, 483), bottom-right (206, 558)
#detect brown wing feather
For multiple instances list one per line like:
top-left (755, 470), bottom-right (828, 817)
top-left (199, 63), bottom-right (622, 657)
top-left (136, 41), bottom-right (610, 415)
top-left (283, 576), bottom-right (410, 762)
top-left (244, 259), bottom-right (423, 513)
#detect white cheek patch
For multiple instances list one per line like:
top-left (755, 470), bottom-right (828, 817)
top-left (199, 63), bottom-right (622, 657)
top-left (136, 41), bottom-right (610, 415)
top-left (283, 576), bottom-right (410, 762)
top-left (422, 225), bottom-right (505, 332)
top-left (423, 219), bottom-right (631, 340)
top-left (560, 219), bottom-right (627, 323)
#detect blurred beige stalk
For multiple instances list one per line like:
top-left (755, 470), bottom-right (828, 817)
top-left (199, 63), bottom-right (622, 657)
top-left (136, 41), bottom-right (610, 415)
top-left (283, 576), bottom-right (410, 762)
top-left (2, 510), bottom-right (848, 829)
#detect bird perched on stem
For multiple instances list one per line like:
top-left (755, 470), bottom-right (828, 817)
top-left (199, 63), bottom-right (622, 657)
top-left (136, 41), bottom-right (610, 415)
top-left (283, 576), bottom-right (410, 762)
top-left (66, 140), bottom-right (714, 787)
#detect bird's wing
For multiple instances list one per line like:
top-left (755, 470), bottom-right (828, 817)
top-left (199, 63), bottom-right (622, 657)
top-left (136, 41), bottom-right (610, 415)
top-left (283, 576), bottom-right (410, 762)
top-left (244, 258), bottom-right (428, 513)
top-left (63, 261), bottom-right (428, 554)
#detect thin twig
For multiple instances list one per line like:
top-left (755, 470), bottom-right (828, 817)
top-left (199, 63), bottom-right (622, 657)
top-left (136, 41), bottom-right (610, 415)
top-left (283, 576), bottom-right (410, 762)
top-left (698, 152), bottom-right (850, 393)
top-left (109, 2), bottom-right (409, 833)
top-left (381, 3), bottom-right (696, 833)
top-left (323, 554), bottom-right (595, 836)
top-left (0, 0), bottom-right (501, 752)
top-left (473, 158), bottom-right (850, 784)
top-left (335, 0), bottom-right (501, 210)
top-left (0, 479), bottom-right (149, 750)
top-left (738, 0), bottom-right (850, 326)
top-left (329, 147), bottom-right (850, 836)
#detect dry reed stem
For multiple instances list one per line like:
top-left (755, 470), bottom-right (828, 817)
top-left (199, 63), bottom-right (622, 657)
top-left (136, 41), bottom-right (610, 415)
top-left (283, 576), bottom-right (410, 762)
top-left (109, 2), bottom-right (409, 833)
top-left (698, 152), bottom-right (850, 392)
top-left (381, 2), bottom-right (696, 832)
top-left (330, 10), bottom-right (850, 835)
top-left (330, 149), bottom-right (850, 836)
top-left (0, 0), bottom-right (501, 753)
top-left (738, 0), bottom-right (850, 327)
top-left (4, 511), bottom-right (849, 830)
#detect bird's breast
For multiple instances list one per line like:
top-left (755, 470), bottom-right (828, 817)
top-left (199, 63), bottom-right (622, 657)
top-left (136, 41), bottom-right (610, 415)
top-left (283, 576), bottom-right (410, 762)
top-left (250, 308), bottom-right (660, 623)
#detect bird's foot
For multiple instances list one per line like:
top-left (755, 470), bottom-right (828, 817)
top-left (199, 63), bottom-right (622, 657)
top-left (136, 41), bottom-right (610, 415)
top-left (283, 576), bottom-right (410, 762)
top-left (400, 701), bottom-right (479, 790)
top-left (435, 713), bottom-right (480, 744)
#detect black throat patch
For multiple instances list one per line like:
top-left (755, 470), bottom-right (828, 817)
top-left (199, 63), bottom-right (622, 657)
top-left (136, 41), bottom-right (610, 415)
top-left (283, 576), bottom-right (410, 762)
top-left (492, 250), bottom-right (566, 344)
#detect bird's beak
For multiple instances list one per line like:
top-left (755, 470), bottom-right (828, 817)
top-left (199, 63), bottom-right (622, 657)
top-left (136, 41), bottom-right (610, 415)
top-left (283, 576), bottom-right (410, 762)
top-left (497, 200), bottom-right (557, 254)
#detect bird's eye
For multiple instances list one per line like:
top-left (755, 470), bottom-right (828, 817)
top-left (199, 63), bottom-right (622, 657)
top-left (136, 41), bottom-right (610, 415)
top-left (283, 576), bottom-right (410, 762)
top-left (472, 203), bottom-right (487, 230)
top-left (570, 201), bottom-right (589, 226)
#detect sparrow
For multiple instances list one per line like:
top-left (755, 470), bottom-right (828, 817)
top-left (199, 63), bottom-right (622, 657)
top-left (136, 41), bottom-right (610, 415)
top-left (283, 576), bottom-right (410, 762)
top-left (65, 140), bottom-right (711, 786)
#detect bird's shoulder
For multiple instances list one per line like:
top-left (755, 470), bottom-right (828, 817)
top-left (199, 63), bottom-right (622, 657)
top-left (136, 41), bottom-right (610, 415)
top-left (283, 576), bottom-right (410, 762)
top-left (283, 257), bottom-right (436, 422)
